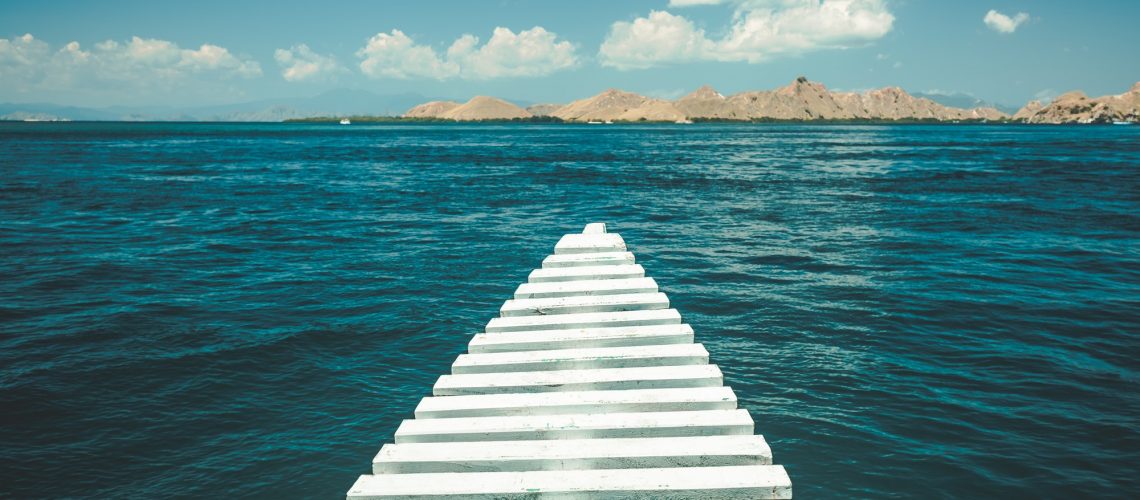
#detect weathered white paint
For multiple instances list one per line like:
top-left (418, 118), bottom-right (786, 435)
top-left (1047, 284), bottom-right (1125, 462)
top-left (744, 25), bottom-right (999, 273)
top-left (433, 364), bottom-right (723, 396)
top-left (468, 324), bottom-right (695, 353)
top-left (413, 387), bottom-right (737, 419)
top-left (499, 292), bottom-right (669, 317)
top-left (485, 308), bottom-right (681, 333)
top-left (393, 409), bottom-right (753, 443)
top-left (349, 465), bottom-right (792, 499)
top-left (581, 222), bottom-right (607, 234)
top-left (373, 435), bottom-right (772, 474)
top-left (554, 233), bottom-right (627, 255)
top-left (528, 264), bottom-right (645, 283)
top-left (514, 277), bottom-right (658, 299)
top-left (542, 251), bottom-right (633, 268)
top-left (451, 343), bottom-right (709, 374)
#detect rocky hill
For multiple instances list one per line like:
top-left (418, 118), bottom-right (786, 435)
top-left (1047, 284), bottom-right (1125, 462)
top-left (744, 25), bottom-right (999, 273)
top-left (552, 89), bottom-right (685, 122)
top-left (722, 77), bottom-right (1006, 121)
top-left (404, 100), bottom-right (461, 118)
top-left (401, 77), bottom-right (1019, 122)
top-left (403, 96), bottom-right (530, 120)
top-left (674, 86), bottom-right (744, 120)
top-left (526, 103), bottom-right (563, 116)
top-left (442, 96), bottom-right (530, 120)
top-left (1014, 82), bottom-right (1140, 124)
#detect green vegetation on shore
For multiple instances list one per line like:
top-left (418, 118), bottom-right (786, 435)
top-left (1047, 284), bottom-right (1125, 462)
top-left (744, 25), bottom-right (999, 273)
top-left (284, 116), bottom-right (565, 124)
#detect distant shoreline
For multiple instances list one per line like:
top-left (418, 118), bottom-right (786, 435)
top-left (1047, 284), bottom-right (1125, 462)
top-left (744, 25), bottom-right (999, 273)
top-left (283, 116), bottom-right (1020, 125)
top-left (4, 118), bottom-right (1133, 125)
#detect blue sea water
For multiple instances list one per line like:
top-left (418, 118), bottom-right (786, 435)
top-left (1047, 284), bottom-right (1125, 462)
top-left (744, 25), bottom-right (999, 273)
top-left (1, 122), bottom-right (1137, 498)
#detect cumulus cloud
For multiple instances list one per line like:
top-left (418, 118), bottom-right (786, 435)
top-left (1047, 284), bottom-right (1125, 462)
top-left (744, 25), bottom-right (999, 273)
top-left (274, 44), bottom-right (345, 82)
top-left (450, 27), bottom-right (578, 78)
top-left (598, 11), bottom-right (714, 70)
top-left (599, 0), bottom-right (895, 69)
top-left (0, 32), bottom-right (260, 94)
top-left (0, 33), bottom-right (52, 84)
top-left (0, 33), bottom-right (51, 64)
top-left (983, 10), bottom-right (1029, 34)
top-left (357, 30), bottom-right (458, 79)
top-left (84, 36), bottom-right (261, 79)
top-left (668, 0), bottom-right (726, 6)
top-left (357, 26), bottom-right (577, 80)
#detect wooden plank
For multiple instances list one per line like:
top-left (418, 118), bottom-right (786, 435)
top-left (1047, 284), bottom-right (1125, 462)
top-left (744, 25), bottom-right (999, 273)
top-left (434, 364), bottom-right (722, 396)
top-left (499, 292), bottom-right (669, 317)
top-left (581, 222), bottom-right (607, 234)
top-left (554, 233), bottom-right (627, 254)
top-left (542, 251), bottom-right (633, 268)
top-left (529, 264), bottom-right (645, 283)
top-left (372, 435), bottom-right (772, 473)
top-left (452, 343), bottom-right (709, 374)
top-left (413, 386), bottom-right (737, 419)
top-left (393, 409), bottom-right (753, 443)
top-left (468, 324), bottom-right (695, 353)
top-left (485, 308), bottom-right (681, 333)
top-left (349, 465), bottom-right (792, 499)
top-left (514, 277), bottom-right (657, 299)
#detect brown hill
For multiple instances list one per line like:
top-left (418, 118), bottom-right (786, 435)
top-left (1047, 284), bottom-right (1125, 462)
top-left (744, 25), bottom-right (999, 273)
top-left (674, 85), bottom-right (744, 120)
top-left (715, 77), bottom-right (1004, 121)
top-left (553, 89), bottom-right (644, 121)
top-left (1013, 100), bottom-right (1044, 121)
top-left (441, 96), bottom-right (531, 121)
top-left (1015, 83), bottom-right (1140, 123)
top-left (618, 100), bottom-right (686, 122)
top-left (403, 100), bottom-right (460, 118)
top-left (724, 77), bottom-right (857, 120)
top-left (859, 86), bottom-right (951, 120)
top-left (526, 103), bottom-right (563, 116)
top-left (553, 89), bottom-right (684, 122)
top-left (401, 77), bottom-right (1013, 123)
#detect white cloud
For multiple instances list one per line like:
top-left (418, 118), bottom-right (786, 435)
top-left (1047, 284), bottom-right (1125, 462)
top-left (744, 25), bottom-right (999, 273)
top-left (274, 44), bottom-right (345, 82)
top-left (357, 29), bottom-right (457, 79)
top-left (357, 26), bottom-right (577, 80)
top-left (0, 34), bottom-right (52, 85)
top-left (598, 11), bottom-right (714, 70)
top-left (599, 0), bottom-right (895, 69)
top-left (983, 10), bottom-right (1029, 34)
top-left (180, 43), bottom-right (261, 76)
top-left (0, 33), bottom-right (261, 93)
top-left (668, 0), bottom-right (727, 6)
top-left (449, 27), bottom-right (577, 79)
top-left (82, 37), bottom-right (261, 79)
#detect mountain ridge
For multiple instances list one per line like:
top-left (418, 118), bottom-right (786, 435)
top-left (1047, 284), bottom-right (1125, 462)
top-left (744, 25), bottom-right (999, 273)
top-left (0, 89), bottom-right (435, 122)
top-left (1013, 82), bottom-right (1140, 124)
top-left (403, 77), bottom-right (1012, 122)
top-left (4, 80), bottom-right (1136, 123)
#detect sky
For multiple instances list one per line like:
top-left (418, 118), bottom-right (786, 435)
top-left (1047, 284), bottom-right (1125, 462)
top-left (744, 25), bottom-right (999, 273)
top-left (1, 0), bottom-right (1137, 109)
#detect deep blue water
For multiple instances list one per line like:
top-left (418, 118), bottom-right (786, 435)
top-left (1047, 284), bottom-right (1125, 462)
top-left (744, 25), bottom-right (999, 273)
top-left (1, 122), bottom-right (1137, 498)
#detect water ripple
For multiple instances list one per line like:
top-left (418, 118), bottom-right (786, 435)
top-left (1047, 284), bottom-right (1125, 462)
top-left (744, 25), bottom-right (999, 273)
top-left (1, 122), bottom-right (1138, 497)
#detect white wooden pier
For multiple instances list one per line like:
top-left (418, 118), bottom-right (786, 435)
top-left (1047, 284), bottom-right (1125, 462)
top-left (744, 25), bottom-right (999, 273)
top-left (347, 223), bottom-right (792, 498)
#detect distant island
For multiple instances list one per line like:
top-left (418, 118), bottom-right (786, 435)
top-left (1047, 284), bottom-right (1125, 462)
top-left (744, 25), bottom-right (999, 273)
top-left (5, 77), bottom-right (1136, 124)
top-left (289, 77), bottom-right (1140, 125)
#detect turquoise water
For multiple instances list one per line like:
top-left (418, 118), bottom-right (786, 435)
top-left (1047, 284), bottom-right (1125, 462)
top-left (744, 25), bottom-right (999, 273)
top-left (1, 122), bottom-right (1137, 497)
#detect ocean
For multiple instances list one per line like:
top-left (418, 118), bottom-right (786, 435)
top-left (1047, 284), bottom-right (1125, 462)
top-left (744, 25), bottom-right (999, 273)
top-left (1, 122), bottom-right (1137, 498)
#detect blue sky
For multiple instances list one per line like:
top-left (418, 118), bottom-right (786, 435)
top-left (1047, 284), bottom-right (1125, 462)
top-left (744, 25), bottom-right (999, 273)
top-left (1, 0), bottom-right (1136, 108)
